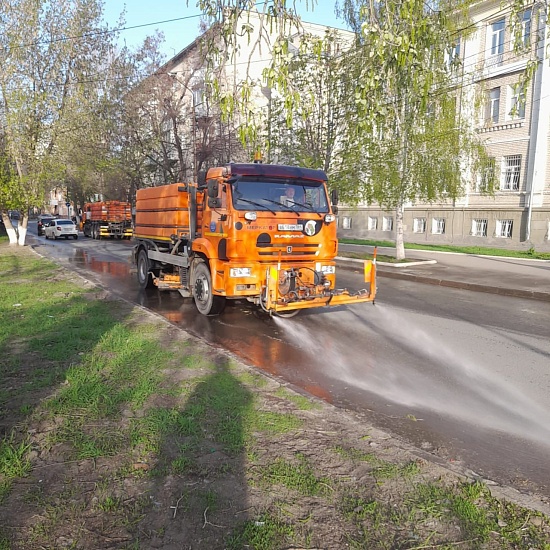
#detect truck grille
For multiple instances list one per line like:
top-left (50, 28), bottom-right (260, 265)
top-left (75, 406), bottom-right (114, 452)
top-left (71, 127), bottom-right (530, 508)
top-left (257, 243), bottom-right (320, 257)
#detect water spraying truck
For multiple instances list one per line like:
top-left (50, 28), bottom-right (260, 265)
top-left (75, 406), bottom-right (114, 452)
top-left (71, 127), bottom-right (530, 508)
top-left (133, 162), bottom-right (376, 316)
top-left (82, 201), bottom-right (133, 239)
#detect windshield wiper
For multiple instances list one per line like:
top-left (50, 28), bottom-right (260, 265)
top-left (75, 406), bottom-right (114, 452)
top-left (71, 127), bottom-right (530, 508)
top-left (283, 200), bottom-right (323, 217)
top-left (236, 198), bottom-right (277, 215)
top-left (263, 198), bottom-right (295, 212)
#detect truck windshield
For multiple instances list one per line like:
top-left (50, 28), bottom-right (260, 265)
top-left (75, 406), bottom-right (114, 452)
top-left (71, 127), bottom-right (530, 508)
top-left (231, 178), bottom-right (329, 213)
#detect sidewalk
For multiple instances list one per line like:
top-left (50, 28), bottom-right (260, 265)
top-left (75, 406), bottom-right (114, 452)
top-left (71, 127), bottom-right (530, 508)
top-left (337, 244), bottom-right (550, 302)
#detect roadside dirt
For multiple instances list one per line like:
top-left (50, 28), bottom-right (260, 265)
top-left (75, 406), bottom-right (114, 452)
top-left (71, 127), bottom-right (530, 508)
top-left (1, 244), bottom-right (550, 549)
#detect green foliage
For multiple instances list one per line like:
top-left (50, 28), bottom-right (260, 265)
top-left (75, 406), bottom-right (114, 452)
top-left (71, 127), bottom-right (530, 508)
top-left (334, 0), bottom-right (494, 211)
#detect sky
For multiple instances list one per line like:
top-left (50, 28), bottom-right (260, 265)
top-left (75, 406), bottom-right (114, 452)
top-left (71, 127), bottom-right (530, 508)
top-left (102, 1), bottom-right (349, 59)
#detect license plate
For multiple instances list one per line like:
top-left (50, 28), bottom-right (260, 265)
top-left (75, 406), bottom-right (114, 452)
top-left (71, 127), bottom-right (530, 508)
top-left (278, 224), bottom-right (303, 231)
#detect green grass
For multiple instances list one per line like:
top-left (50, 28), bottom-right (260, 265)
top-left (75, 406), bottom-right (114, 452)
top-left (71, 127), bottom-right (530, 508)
top-left (258, 454), bottom-right (332, 496)
top-left (226, 513), bottom-right (295, 550)
top-left (333, 445), bottom-right (421, 480)
top-left (339, 237), bottom-right (550, 260)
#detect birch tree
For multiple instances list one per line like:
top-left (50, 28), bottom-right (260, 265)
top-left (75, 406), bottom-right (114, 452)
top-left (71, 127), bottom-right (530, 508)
top-left (333, 0), bottom-right (497, 259)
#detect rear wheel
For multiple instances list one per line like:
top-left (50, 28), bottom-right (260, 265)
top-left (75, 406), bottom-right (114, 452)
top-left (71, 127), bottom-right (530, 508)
top-left (137, 249), bottom-right (154, 289)
top-left (193, 261), bottom-right (226, 316)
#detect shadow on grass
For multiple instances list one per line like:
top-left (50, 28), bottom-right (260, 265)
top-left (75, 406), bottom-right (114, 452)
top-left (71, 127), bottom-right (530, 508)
top-left (133, 359), bottom-right (255, 548)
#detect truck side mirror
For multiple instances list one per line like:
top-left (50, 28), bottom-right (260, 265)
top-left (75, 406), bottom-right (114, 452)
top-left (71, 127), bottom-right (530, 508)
top-left (207, 179), bottom-right (219, 198)
top-left (331, 189), bottom-right (339, 206)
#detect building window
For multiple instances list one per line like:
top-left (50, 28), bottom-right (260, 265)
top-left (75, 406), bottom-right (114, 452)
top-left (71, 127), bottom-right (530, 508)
top-left (341, 216), bottom-right (352, 229)
top-left (413, 217), bottom-right (426, 233)
top-left (471, 219), bottom-right (488, 237)
top-left (485, 88), bottom-right (500, 123)
top-left (382, 216), bottom-right (393, 231)
top-left (367, 216), bottom-right (378, 230)
top-left (432, 218), bottom-right (446, 235)
top-left (490, 18), bottom-right (505, 55)
top-left (508, 85), bottom-right (526, 119)
top-left (501, 155), bottom-right (521, 191)
top-left (476, 156), bottom-right (496, 192)
top-left (496, 219), bottom-right (513, 238)
top-left (446, 37), bottom-right (461, 66)
top-left (512, 10), bottom-right (531, 47)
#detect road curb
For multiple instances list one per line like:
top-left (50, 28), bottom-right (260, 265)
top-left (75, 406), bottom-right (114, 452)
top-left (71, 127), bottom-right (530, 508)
top-left (336, 257), bottom-right (550, 302)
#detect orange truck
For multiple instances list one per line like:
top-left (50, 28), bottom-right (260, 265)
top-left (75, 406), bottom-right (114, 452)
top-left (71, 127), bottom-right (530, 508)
top-left (82, 201), bottom-right (133, 239)
top-left (133, 162), bottom-right (376, 316)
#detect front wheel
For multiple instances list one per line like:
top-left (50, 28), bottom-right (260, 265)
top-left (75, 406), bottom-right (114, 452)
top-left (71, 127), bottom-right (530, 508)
top-left (275, 309), bottom-right (300, 318)
top-left (137, 249), bottom-right (154, 289)
top-left (193, 261), bottom-right (226, 315)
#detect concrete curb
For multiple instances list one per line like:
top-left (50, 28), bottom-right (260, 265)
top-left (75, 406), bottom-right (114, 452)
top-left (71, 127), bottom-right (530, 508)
top-left (336, 256), bottom-right (550, 302)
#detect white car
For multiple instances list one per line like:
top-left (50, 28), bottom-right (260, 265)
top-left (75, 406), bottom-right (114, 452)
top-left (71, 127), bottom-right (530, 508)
top-left (44, 219), bottom-right (79, 240)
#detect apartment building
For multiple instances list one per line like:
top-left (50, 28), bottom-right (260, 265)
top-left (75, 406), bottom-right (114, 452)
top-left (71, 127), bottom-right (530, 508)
top-left (338, 1), bottom-right (550, 250)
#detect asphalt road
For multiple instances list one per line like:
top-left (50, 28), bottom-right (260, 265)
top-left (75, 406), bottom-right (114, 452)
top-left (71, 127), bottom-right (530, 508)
top-left (27, 224), bottom-right (550, 503)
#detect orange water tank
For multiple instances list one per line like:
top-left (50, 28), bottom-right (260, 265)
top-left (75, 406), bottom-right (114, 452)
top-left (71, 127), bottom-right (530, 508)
top-left (135, 183), bottom-right (200, 242)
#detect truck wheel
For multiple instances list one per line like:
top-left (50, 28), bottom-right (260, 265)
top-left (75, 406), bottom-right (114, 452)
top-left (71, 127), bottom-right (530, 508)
top-left (137, 249), bottom-right (154, 289)
top-left (193, 262), bottom-right (226, 315)
top-left (276, 309), bottom-right (300, 318)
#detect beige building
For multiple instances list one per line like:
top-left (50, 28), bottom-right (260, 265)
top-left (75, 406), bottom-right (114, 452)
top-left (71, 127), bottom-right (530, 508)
top-left (157, 11), bottom-right (353, 184)
top-left (338, 1), bottom-right (550, 251)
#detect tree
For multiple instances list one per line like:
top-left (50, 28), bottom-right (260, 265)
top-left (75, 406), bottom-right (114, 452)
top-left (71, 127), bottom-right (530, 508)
top-left (332, 0), bottom-right (496, 259)
top-left (259, 30), bottom-right (352, 180)
top-left (0, 0), bottom-right (138, 244)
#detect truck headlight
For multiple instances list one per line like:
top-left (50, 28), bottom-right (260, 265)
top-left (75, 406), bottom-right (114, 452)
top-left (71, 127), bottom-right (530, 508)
top-left (230, 267), bottom-right (252, 277)
top-left (324, 214), bottom-right (336, 223)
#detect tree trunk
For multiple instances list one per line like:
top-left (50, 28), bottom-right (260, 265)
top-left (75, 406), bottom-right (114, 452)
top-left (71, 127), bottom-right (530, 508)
top-left (395, 204), bottom-right (405, 260)
top-left (2, 213), bottom-right (18, 245)
top-left (17, 214), bottom-right (28, 245)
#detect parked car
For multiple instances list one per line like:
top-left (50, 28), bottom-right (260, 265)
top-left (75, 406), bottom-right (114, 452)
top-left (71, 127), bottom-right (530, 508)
top-left (44, 219), bottom-right (79, 240)
top-left (37, 215), bottom-right (56, 236)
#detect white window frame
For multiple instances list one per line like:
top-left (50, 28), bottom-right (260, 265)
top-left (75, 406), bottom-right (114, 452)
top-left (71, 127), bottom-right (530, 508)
top-left (413, 217), bottom-right (426, 233)
top-left (471, 218), bottom-right (488, 237)
top-left (495, 219), bottom-right (513, 238)
top-left (485, 87), bottom-right (500, 123)
top-left (507, 85), bottom-right (526, 120)
top-left (446, 36), bottom-right (461, 66)
top-left (382, 216), bottom-right (393, 231)
top-left (489, 18), bottom-right (505, 56)
top-left (341, 216), bottom-right (352, 229)
top-left (512, 9), bottom-right (532, 48)
top-left (475, 157), bottom-right (496, 192)
top-left (367, 216), bottom-right (378, 231)
top-left (431, 218), bottom-right (446, 235)
top-left (500, 155), bottom-right (521, 191)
